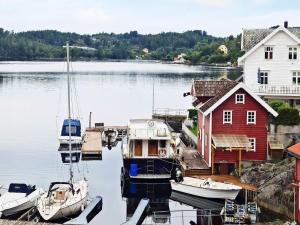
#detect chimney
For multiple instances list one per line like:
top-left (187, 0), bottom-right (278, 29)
top-left (284, 21), bottom-right (288, 28)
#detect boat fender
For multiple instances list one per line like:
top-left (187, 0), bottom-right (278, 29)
top-left (159, 149), bottom-right (167, 157)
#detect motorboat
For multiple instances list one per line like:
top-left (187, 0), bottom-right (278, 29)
top-left (170, 177), bottom-right (241, 200)
top-left (0, 183), bottom-right (44, 217)
top-left (121, 119), bottom-right (182, 180)
top-left (37, 180), bottom-right (88, 221)
top-left (102, 128), bottom-right (118, 150)
top-left (59, 119), bottom-right (82, 146)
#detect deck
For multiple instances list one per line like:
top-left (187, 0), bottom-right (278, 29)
top-left (81, 129), bottom-right (102, 160)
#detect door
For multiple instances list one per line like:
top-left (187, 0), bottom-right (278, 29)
top-left (148, 140), bottom-right (158, 156)
top-left (219, 164), bottom-right (229, 175)
top-left (134, 140), bottom-right (143, 157)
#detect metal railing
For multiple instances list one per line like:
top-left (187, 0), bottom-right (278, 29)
top-left (256, 85), bottom-right (300, 95)
top-left (153, 108), bottom-right (187, 116)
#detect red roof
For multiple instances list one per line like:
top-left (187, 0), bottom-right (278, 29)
top-left (287, 143), bottom-right (300, 158)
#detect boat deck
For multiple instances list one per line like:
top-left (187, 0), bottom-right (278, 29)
top-left (191, 175), bottom-right (258, 192)
top-left (130, 174), bottom-right (171, 179)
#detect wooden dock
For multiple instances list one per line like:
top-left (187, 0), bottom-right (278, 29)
top-left (0, 219), bottom-right (60, 225)
top-left (81, 128), bottom-right (102, 160)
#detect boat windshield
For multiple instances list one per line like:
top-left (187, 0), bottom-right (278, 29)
top-left (8, 183), bottom-right (35, 194)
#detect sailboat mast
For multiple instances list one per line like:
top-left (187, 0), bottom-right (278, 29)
top-left (66, 42), bottom-right (73, 182)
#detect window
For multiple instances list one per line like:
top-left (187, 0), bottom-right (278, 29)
top-left (289, 47), bottom-right (297, 60)
top-left (247, 111), bottom-right (256, 124)
top-left (235, 94), bottom-right (245, 104)
top-left (159, 140), bottom-right (166, 148)
top-left (65, 126), bottom-right (77, 135)
top-left (223, 110), bottom-right (232, 124)
top-left (258, 72), bottom-right (268, 84)
top-left (292, 71), bottom-right (300, 85)
top-left (264, 46), bottom-right (273, 59)
top-left (248, 138), bottom-right (256, 151)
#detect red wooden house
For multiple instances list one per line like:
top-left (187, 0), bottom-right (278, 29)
top-left (286, 143), bottom-right (300, 224)
top-left (191, 80), bottom-right (278, 175)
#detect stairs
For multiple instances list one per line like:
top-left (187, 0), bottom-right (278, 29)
top-left (146, 159), bottom-right (155, 175)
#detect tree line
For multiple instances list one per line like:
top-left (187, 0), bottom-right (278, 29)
top-left (0, 28), bottom-right (243, 64)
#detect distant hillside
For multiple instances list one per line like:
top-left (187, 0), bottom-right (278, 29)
top-left (0, 28), bottom-right (243, 64)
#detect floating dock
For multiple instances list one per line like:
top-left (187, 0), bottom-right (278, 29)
top-left (81, 128), bottom-right (102, 160)
top-left (0, 220), bottom-right (60, 225)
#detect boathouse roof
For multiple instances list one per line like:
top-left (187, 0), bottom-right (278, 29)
top-left (287, 143), bottom-right (300, 159)
top-left (242, 27), bottom-right (300, 52)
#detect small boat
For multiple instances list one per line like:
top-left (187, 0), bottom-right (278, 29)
top-left (170, 177), bottom-right (241, 200)
top-left (37, 180), bottom-right (88, 221)
top-left (102, 128), bottom-right (118, 150)
top-left (0, 183), bottom-right (44, 218)
top-left (121, 119), bottom-right (182, 180)
top-left (59, 119), bottom-right (82, 146)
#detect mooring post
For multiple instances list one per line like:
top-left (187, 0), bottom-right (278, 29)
top-left (89, 112), bottom-right (92, 128)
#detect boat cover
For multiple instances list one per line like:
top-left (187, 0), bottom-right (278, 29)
top-left (61, 119), bottom-right (81, 137)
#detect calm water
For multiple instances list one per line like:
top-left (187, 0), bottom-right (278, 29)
top-left (0, 61), bottom-right (241, 224)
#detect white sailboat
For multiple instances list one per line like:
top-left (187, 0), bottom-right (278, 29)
top-left (37, 42), bottom-right (88, 221)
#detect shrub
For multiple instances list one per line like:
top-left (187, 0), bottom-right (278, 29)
top-left (188, 109), bottom-right (198, 120)
top-left (274, 107), bottom-right (300, 125)
top-left (269, 100), bottom-right (289, 112)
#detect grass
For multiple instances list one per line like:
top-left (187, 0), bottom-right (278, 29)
top-left (190, 124), bottom-right (198, 136)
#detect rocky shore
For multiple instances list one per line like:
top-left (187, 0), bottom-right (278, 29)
top-left (241, 157), bottom-right (295, 220)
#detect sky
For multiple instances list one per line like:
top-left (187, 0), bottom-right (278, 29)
top-left (1, 0), bottom-right (300, 37)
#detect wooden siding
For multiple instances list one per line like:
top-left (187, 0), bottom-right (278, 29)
top-left (241, 30), bottom-right (300, 93)
top-left (211, 88), bottom-right (268, 162)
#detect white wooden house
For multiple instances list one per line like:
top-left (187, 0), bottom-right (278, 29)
top-left (238, 22), bottom-right (300, 107)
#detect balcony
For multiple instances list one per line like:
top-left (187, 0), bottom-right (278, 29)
top-left (256, 85), bottom-right (300, 97)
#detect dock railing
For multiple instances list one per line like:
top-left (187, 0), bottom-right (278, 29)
top-left (153, 108), bottom-right (187, 117)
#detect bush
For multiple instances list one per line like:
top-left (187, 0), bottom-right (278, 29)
top-left (269, 100), bottom-right (289, 112)
top-left (188, 109), bottom-right (198, 120)
top-left (274, 107), bottom-right (300, 125)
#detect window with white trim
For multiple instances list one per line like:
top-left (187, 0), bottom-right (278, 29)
top-left (247, 111), bottom-right (256, 124)
top-left (289, 47), bottom-right (297, 60)
top-left (223, 110), bottom-right (232, 124)
top-left (292, 71), bottom-right (300, 85)
top-left (235, 94), bottom-right (245, 104)
top-left (258, 71), bottom-right (268, 84)
top-left (248, 138), bottom-right (256, 152)
top-left (264, 46), bottom-right (273, 59)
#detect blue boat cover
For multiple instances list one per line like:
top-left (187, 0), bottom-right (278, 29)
top-left (8, 183), bottom-right (34, 194)
top-left (61, 119), bottom-right (81, 137)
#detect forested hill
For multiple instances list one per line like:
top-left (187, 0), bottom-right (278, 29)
top-left (0, 28), bottom-right (243, 64)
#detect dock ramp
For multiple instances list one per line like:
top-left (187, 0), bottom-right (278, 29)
top-left (123, 198), bottom-right (149, 225)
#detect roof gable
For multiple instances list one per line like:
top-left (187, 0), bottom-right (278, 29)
top-left (238, 26), bottom-right (300, 64)
top-left (287, 143), bottom-right (300, 159)
top-left (196, 82), bottom-right (278, 117)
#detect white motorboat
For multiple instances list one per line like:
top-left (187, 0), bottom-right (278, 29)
top-left (37, 180), bottom-right (88, 221)
top-left (58, 119), bottom-right (82, 146)
top-left (37, 42), bottom-right (88, 221)
top-left (170, 177), bottom-right (241, 200)
top-left (0, 183), bottom-right (44, 217)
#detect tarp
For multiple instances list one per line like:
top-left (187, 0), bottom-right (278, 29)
top-left (212, 134), bottom-right (251, 150)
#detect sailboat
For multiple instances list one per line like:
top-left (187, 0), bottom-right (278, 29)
top-left (37, 42), bottom-right (88, 221)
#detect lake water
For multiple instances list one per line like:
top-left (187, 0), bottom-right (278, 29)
top-left (0, 61), bottom-right (267, 224)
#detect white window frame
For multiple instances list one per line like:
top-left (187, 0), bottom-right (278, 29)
top-left (292, 71), bottom-right (300, 85)
top-left (247, 111), bottom-right (256, 124)
top-left (235, 94), bottom-right (245, 104)
top-left (289, 46), bottom-right (297, 60)
top-left (248, 138), bottom-right (256, 152)
top-left (223, 110), bottom-right (232, 124)
top-left (264, 46), bottom-right (273, 60)
top-left (259, 71), bottom-right (268, 85)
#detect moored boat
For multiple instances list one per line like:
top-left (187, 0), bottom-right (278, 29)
top-left (170, 177), bottom-right (241, 200)
top-left (0, 183), bottom-right (44, 218)
top-left (59, 119), bottom-right (82, 146)
top-left (121, 119), bottom-right (182, 180)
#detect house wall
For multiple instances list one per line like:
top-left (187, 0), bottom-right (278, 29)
top-left (204, 114), bottom-right (211, 166)
top-left (296, 159), bottom-right (300, 223)
top-left (241, 30), bottom-right (300, 92)
top-left (211, 88), bottom-right (269, 162)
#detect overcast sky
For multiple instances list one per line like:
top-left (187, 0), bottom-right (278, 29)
top-left (1, 0), bottom-right (300, 37)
